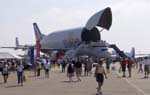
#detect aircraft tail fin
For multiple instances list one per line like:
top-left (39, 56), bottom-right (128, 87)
top-left (33, 23), bottom-right (46, 41)
top-left (85, 7), bottom-right (112, 31)
top-left (15, 37), bottom-right (19, 47)
top-left (130, 47), bottom-right (135, 58)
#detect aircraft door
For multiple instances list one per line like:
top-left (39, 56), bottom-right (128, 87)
top-left (81, 27), bottom-right (101, 42)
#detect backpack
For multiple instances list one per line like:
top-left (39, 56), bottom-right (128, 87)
top-left (3, 67), bottom-right (8, 74)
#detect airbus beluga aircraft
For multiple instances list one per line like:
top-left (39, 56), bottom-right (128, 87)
top-left (33, 7), bottom-right (112, 59)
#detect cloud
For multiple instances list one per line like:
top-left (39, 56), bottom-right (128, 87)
top-left (102, 0), bottom-right (150, 53)
top-left (112, 0), bottom-right (150, 18)
top-left (33, 7), bottom-right (95, 33)
top-left (0, 0), bottom-right (150, 54)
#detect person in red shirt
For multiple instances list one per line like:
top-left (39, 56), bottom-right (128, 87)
top-left (120, 57), bottom-right (127, 77)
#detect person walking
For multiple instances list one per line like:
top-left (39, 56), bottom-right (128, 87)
top-left (95, 59), bottom-right (107, 95)
top-left (85, 58), bottom-right (92, 76)
top-left (16, 62), bottom-right (24, 86)
top-left (2, 62), bottom-right (9, 83)
top-left (105, 58), bottom-right (111, 74)
top-left (37, 60), bottom-right (42, 77)
top-left (120, 57), bottom-right (127, 77)
top-left (74, 59), bottom-right (82, 82)
top-left (138, 58), bottom-right (143, 73)
top-left (67, 61), bottom-right (74, 82)
top-left (61, 60), bottom-right (67, 73)
top-left (127, 58), bottom-right (133, 77)
top-left (44, 60), bottom-right (50, 78)
top-left (143, 57), bottom-right (150, 78)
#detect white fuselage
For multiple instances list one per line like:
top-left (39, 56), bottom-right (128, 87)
top-left (40, 27), bottom-right (111, 58)
top-left (41, 27), bottom-right (83, 49)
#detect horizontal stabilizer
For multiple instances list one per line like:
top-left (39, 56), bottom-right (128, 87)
top-left (85, 7), bottom-right (112, 31)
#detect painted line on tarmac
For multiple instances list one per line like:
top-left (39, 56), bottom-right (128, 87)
top-left (116, 72), bottom-right (148, 95)
top-left (123, 78), bottom-right (148, 95)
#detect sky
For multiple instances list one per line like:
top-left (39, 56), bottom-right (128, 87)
top-left (0, 0), bottom-right (150, 55)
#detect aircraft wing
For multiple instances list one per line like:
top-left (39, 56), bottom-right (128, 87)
top-left (40, 48), bottom-right (69, 55)
top-left (1, 46), bottom-right (17, 49)
top-left (41, 48), bottom-right (70, 52)
top-left (0, 46), bottom-right (23, 50)
top-left (1, 46), bottom-right (35, 50)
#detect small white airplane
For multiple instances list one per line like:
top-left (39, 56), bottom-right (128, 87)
top-left (1, 37), bottom-right (34, 50)
top-left (1, 37), bottom-right (35, 64)
top-left (33, 7), bottom-right (112, 59)
top-left (15, 37), bottom-right (35, 50)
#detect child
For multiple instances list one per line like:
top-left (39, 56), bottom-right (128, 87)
top-left (95, 59), bottom-right (107, 95)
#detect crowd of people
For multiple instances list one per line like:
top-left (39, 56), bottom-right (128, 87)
top-left (119, 57), bottom-right (150, 78)
top-left (0, 60), bottom-right (24, 86)
top-left (58, 56), bottom-right (150, 95)
top-left (0, 56), bottom-right (150, 95)
top-left (0, 59), bottom-right (51, 86)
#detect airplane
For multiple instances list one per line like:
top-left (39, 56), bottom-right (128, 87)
top-left (15, 37), bottom-right (35, 50)
top-left (1, 37), bottom-right (34, 50)
top-left (1, 37), bottom-right (35, 64)
top-left (111, 47), bottom-right (135, 58)
top-left (110, 47), bottom-right (150, 59)
top-left (33, 7), bottom-right (112, 59)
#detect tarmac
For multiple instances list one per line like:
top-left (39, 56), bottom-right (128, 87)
top-left (0, 63), bottom-right (150, 95)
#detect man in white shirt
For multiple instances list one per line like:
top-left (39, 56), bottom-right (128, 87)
top-left (143, 57), bottom-right (150, 78)
top-left (44, 60), bottom-right (50, 78)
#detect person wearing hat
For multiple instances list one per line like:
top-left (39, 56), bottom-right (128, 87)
top-left (94, 58), bottom-right (107, 95)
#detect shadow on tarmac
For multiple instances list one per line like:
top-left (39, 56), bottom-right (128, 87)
top-left (5, 85), bottom-right (18, 88)
top-left (60, 80), bottom-right (81, 83)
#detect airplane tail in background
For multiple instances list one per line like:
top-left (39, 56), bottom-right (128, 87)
top-left (15, 37), bottom-right (19, 47)
top-left (125, 47), bottom-right (135, 58)
top-left (130, 47), bottom-right (135, 58)
top-left (110, 44), bottom-right (135, 58)
top-left (33, 23), bottom-right (46, 41)
top-left (33, 23), bottom-right (45, 58)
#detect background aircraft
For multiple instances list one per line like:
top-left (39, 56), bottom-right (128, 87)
top-left (33, 7), bottom-right (112, 59)
top-left (1, 37), bottom-right (34, 50)
top-left (111, 47), bottom-right (135, 58)
top-left (1, 37), bottom-right (35, 64)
